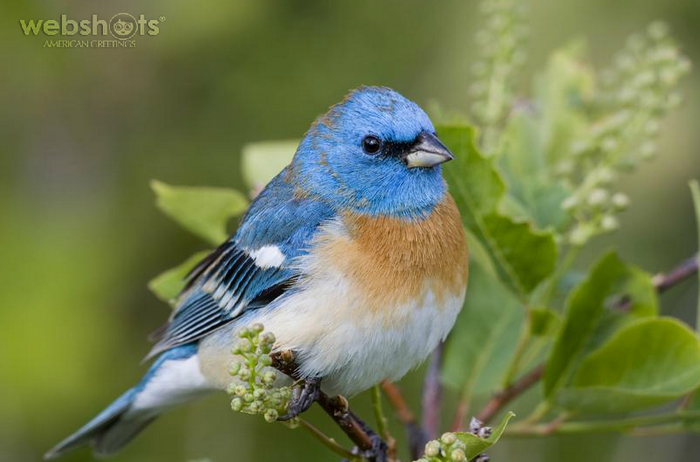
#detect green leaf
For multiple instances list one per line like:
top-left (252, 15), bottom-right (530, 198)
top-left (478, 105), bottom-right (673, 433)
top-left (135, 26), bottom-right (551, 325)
top-left (690, 180), bottom-right (700, 332)
top-left (687, 180), bottom-right (700, 430)
top-left (557, 318), bottom-right (700, 413)
top-left (530, 307), bottom-right (561, 337)
top-left (148, 250), bottom-right (210, 305)
top-left (439, 124), bottom-right (557, 297)
top-left (455, 411), bottom-right (515, 460)
top-left (499, 112), bottom-right (572, 231)
top-left (481, 212), bottom-right (558, 294)
top-left (151, 180), bottom-right (248, 245)
top-left (544, 252), bottom-right (658, 397)
top-left (242, 140), bottom-right (298, 189)
top-left (442, 260), bottom-right (525, 396)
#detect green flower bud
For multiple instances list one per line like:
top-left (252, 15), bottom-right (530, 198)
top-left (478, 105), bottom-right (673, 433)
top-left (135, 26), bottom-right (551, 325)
top-left (250, 323), bottom-right (264, 334)
top-left (587, 188), bottom-right (609, 207)
top-left (231, 398), bottom-right (243, 412)
top-left (453, 439), bottom-right (467, 451)
top-left (264, 409), bottom-right (279, 423)
top-left (612, 193), bottom-right (630, 210)
top-left (253, 388), bottom-right (268, 400)
top-left (244, 393), bottom-right (254, 403)
top-left (285, 417), bottom-right (300, 429)
top-left (237, 338), bottom-right (253, 353)
top-left (234, 385), bottom-right (247, 397)
top-left (238, 368), bottom-right (251, 381)
top-left (601, 215), bottom-right (620, 231)
top-left (451, 449), bottom-right (467, 462)
top-left (263, 371), bottom-right (277, 384)
top-left (229, 361), bottom-right (241, 376)
top-left (440, 432), bottom-right (457, 445)
top-left (238, 327), bottom-right (250, 339)
top-left (570, 225), bottom-right (592, 246)
top-left (259, 355), bottom-right (272, 367)
top-left (260, 332), bottom-right (276, 345)
top-left (425, 440), bottom-right (441, 458)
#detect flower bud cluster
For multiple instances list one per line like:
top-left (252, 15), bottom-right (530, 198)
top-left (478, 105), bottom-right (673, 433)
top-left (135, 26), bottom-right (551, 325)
top-left (228, 323), bottom-right (293, 424)
top-left (561, 172), bottom-right (630, 245)
top-left (414, 431), bottom-right (490, 462)
top-left (470, 0), bottom-right (527, 150)
top-left (558, 22), bottom-right (689, 245)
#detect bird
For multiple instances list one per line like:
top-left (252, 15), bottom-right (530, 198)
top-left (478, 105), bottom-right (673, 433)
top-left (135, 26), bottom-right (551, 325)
top-left (45, 86), bottom-right (469, 459)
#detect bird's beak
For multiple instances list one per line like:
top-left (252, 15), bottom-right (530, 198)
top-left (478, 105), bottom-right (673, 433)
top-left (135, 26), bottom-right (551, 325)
top-left (404, 131), bottom-right (454, 168)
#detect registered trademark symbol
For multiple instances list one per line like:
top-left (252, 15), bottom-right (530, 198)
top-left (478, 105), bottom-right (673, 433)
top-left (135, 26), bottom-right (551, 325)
top-left (159, 16), bottom-right (166, 22)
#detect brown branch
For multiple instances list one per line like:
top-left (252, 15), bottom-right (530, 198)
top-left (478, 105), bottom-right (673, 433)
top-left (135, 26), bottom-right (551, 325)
top-left (381, 381), bottom-right (428, 460)
top-left (381, 381), bottom-right (415, 424)
top-left (474, 254), bottom-right (699, 425)
top-left (476, 364), bottom-right (545, 424)
top-left (422, 343), bottom-right (444, 439)
top-left (653, 254), bottom-right (698, 294)
top-left (270, 351), bottom-right (376, 455)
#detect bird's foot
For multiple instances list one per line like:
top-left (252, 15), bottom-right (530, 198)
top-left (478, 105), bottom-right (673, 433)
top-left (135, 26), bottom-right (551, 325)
top-left (343, 430), bottom-right (388, 462)
top-left (341, 413), bottom-right (388, 462)
top-left (278, 377), bottom-right (321, 421)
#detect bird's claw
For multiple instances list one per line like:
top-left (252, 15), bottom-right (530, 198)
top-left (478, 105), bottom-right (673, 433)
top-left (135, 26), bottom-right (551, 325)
top-left (340, 417), bottom-right (388, 462)
top-left (342, 431), bottom-right (388, 462)
top-left (277, 377), bottom-right (321, 421)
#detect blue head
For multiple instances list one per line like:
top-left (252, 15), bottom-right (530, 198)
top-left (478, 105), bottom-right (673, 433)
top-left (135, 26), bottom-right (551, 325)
top-left (292, 87), bottom-right (454, 219)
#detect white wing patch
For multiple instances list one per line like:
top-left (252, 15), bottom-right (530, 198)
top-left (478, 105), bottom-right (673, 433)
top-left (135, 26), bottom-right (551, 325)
top-left (249, 245), bottom-right (286, 269)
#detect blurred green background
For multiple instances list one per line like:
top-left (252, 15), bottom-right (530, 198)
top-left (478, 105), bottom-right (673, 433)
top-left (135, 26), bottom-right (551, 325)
top-left (1, 1), bottom-right (699, 461)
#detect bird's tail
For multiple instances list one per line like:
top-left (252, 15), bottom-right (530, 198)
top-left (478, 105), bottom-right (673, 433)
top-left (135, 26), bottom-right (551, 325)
top-left (45, 344), bottom-right (213, 460)
top-left (43, 388), bottom-right (155, 460)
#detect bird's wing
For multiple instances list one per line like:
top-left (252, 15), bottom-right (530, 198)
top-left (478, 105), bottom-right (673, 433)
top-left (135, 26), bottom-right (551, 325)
top-left (147, 168), bottom-right (334, 357)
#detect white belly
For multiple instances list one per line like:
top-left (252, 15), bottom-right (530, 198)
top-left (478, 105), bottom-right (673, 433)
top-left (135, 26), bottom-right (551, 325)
top-left (199, 212), bottom-right (467, 397)
top-left (199, 271), bottom-right (464, 397)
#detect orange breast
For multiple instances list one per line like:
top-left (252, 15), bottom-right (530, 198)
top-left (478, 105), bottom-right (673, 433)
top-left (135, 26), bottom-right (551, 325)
top-left (314, 194), bottom-right (469, 314)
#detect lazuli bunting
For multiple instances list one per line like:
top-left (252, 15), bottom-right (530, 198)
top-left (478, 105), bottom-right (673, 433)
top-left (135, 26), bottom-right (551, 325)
top-left (46, 86), bottom-right (468, 459)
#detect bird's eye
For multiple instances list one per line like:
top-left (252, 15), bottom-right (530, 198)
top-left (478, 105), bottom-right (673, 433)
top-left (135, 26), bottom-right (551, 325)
top-left (362, 135), bottom-right (382, 155)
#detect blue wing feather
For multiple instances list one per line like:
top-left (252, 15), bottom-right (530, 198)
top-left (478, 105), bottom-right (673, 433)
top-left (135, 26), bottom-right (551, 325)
top-left (148, 167), bottom-right (335, 357)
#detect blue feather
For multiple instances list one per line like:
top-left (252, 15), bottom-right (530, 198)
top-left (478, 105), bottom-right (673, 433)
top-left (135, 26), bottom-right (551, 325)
top-left (148, 171), bottom-right (335, 356)
top-left (44, 345), bottom-right (198, 460)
